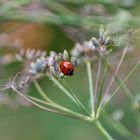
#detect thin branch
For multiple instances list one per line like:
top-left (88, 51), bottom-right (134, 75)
top-left (98, 47), bottom-right (128, 113)
top-left (104, 47), bottom-right (128, 97)
top-left (99, 59), bottom-right (140, 114)
top-left (27, 95), bottom-right (90, 120)
top-left (94, 55), bottom-right (102, 105)
top-left (62, 79), bottom-right (91, 115)
top-left (95, 57), bottom-right (108, 115)
top-left (114, 77), bottom-right (133, 99)
top-left (48, 75), bottom-right (90, 115)
top-left (104, 58), bottom-right (134, 100)
top-left (33, 79), bottom-right (55, 104)
top-left (11, 85), bottom-right (90, 121)
top-left (86, 61), bottom-right (95, 116)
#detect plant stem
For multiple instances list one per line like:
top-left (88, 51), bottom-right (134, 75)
top-left (50, 76), bottom-right (77, 102)
top-left (95, 121), bottom-right (114, 140)
top-left (62, 79), bottom-right (91, 115)
top-left (11, 85), bottom-right (90, 121)
top-left (104, 112), bottom-right (140, 140)
top-left (33, 80), bottom-right (55, 104)
top-left (110, 59), bottom-right (140, 102)
top-left (86, 61), bottom-right (95, 116)
top-left (96, 57), bottom-right (108, 115)
top-left (33, 79), bottom-right (91, 117)
top-left (100, 59), bottom-right (140, 113)
top-left (27, 95), bottom-right (90, 121)
top-left (94, 55), bottom-right (102, 106)
top-left (115, 78), bottom-right (133, 99)
top-left (48, 75), bottom-right (90, 115)
top-left (97, 48), bottom-right (128, 115)
top-left (103, 47), bottom-right (128, 101)
top-left (105, 61), bottom-right (134, 99)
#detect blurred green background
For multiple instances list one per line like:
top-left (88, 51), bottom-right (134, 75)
top-left (0, 0), bottom-right (140, 140)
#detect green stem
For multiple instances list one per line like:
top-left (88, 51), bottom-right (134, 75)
top-left (49, 75), bottom-right (90, 115)
top-left (94, 55), bottom-right (102, 106)
top-left (103, 47), bottom-right (128, 101)
top-left (96, 58), bottom-right (108, 114)
top-left (50, 76), bottom-right (76, 102)
top-left (104, 112), bottom-right (140, 140)
top-left (27, 95), bottom-right (90, 121)
top-left (11, 85), bottom-right (90, 121)
top-left (86, 61), bottom-right (95, 116)
top-left (33, 79), bottom-right (91, 117)
top-left (62, 79), bottom-right (91, 116)
top-left (33, 80), bottom-right (55, 104)
top-left (105, 58), bottom-right (134, 100)
top-left (115, 78), bottom-right (133, 99)
top-left (100, 59), bottom-right (140, 113)
top-left (95, 121), bottom-right (114, 140)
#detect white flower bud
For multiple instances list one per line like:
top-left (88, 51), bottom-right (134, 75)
top-left (63, 50), bottom-right (69, 60)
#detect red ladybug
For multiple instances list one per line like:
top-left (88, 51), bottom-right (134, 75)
top-left (59, 60), bottom-right (74, 76)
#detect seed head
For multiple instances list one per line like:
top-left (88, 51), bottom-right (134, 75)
top-left (71, 25), bottom-right (114, 62)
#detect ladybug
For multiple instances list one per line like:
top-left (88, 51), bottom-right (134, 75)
top-left (59, 60), bottom-right (74, 76)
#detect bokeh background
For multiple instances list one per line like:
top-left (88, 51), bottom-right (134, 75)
top-left (0, 0), bottom-right (140, 140)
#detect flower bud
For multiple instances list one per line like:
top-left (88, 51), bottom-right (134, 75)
top-left (71, 57), bottom-right (79, 67)
top-left (56, 55), bottom-right (62, 62)
top-left (50, 66), bottom-right (56, 75)
top-left (91, 37), bottom-right (98, 48)
top-left (103, 31), bottom-right (109, 41)
top-left (63, 50), bottom-right (69, 60)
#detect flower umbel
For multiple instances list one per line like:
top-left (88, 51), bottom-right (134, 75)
top-left (71, 25), bottom-right (114, 62)
top-left (1, 25), bottom-right (140, 140)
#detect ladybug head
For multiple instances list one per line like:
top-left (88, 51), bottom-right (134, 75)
top-left (67, 69), bottom-right (74, 76)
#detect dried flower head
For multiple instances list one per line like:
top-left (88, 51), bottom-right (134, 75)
top-left (29, 57), bottom-right (47, 75)
top-left (16, 48), bottom-right (47, 62)
top-left (28, 50), bottom-right (78, 78)
top-left (71, 25), bottom-right (114, 62)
